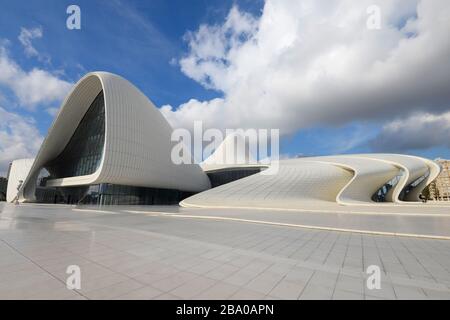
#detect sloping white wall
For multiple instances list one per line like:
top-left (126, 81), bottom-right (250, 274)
top-left (201, 131), bottom-right (259, 172)
top-left (181, 154), bottom-right (440, 209)
top-left (19, 72), bottom-right (210, 202)
top-left (308, 156), bottom-right (399, 205)
top-left (7, 158), bottom-right (35, 202)
top-left (181, 159), bottom-right (353, 209)
top-left (356, 154), bottom-right (431, 202)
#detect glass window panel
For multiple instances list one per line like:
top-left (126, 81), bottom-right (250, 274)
top-left (45, 91), bottom-right (105, 178)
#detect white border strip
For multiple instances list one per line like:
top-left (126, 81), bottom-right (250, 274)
top-left (180, 201), bottom-right (450, 217)
top-left (167, 214), bottom-right (450, 240)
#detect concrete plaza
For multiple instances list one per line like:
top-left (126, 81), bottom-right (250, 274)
top-left (1, 202), bottom-right (450, 300)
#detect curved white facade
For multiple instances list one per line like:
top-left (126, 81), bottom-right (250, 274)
top-left (355, 154), bottom-right (441, 203)
top-left (183, 159), bottom-right (353, 209)
top-left (308, 156), bottom-right (400, 205)
top-left (19, 72), bottom-right (210, 202)
top-left (6, 158), bottom-right (35, 203)
top-left (181, 154), bottom-right (441, 209)
top-left (201, 132), bottom-right (259, 172)
top-left (11, 71), bottom-right (440, 208)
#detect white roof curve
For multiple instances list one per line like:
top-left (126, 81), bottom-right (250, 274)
top-left (201, 131), bottom-right (260, 172)
top-left (19, 72), bottom-right (210, 202)
top-left (181, 154), bottom-right (440, 209)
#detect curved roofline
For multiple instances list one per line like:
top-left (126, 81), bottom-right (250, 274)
top-left (19, 71), bottom-right (210, 202)
top-left (182, 154), bottom-right (440, 209)
top-left (20, 73), bottom-right (105, 201)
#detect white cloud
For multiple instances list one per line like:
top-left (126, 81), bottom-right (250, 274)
top-left (0, 45), bottom-right (72, 109)
top-left (162, 0), bottom-right (450, 144)
top-left (370, 111), bottom-right (450, 152)
top-left (179, 6), bottom-right (258, 91)
top-left (0, 107), bottom-right (43, 176)
top-left (0, 30), bottom-right (73, 173)
top-left (161, 98), bottom-right (226, 131)
top-left (46, 107), bottom-right (59, 116)
top-left (18, 27), bottom-right (43, 58)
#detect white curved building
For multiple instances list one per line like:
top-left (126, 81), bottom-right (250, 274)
top-left (6, 158), bottom-right (35, 203)
top-left (11, 71), bottom-right (441, 208)
top-left (181, 154), bottom-right (441, 209)
top-left (18, 72), bottom-right (210, 205)
top-left (201, 131), bottom-right (259, 171)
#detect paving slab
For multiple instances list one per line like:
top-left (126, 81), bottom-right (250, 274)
top-left (0, 202), bottom-right (450, 299)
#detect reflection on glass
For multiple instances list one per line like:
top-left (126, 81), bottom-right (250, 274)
top-left (207, 168), bottom-right (261, 188)
top-left (372, 171), bottom-right (404, 202)
top-left (46, 91), bottom-right (105, 178)
top-left (76, 184), bottom-right (193, 205)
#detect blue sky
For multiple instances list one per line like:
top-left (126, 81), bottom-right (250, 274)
top-left (0, 0), bottom-right (262, 102)
top-left (0, 0), bottom-right (449, 175)
top-left (0, 1), bottom-right (249, 123)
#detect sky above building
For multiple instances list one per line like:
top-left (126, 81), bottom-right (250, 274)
top-left (0, 0), bottom-right (449, 176)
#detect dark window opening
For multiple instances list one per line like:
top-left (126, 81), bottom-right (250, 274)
top-left (45, 91), bottom-right (105, 179)
top-left (207, 168), bottom-right (261, 188)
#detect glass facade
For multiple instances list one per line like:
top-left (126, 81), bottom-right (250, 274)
top-left (35, 90), bottom-right (195, 206)
top-left (207, 168), bottom-right (261, 188)
top-left (401, 172), bottom-right (429, 200)
top-left (372, 171), bottom-right (404, 202)
top-left (35, 187), bottom-right (65, 204)
top-left (76, 184), bottom-right (193, 205)
top-left (46, 91), bottom-right (105, 179)
top-left (372, 170), bottom-right (430, 202)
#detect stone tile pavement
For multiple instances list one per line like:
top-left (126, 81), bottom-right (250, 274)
top-left (1, 203), bottom-right (450, 300)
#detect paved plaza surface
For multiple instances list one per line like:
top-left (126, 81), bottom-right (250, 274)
top-left (1, 202), bottom-right (450, 300)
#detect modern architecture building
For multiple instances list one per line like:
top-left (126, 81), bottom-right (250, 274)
top-left (201, 133), bottom-right (264, 188)
top-left (8, 71), bottom-right (443, 208)
top-left (16, 72), bottom-right (210, 205)
top-left (181, 154), bottom-right (441, 209)
top-left (6, 158), bottom-right (35, 203)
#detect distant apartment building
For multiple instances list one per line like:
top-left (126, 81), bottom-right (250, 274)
top-left (425, 159), bottom-right (450, 201)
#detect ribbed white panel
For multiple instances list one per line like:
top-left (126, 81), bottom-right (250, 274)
top-left (201, 132), bottom-right (258, 172)
top-left (182, 154), bottom-right (440, 209)
top-left (181, 159), bottom-right (353, 209)
top-left (96, 72), bottom-right (210, 191)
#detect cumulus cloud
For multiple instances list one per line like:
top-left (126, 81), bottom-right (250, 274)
top-left (370, 111), bottom-right (450, 152)
top-left (0, 30), bottom-right (73, 173)
top-left (18, 27), bottom-right (43, 57)
top-left (45, 107), bottom-right (59, 116)
top-left (162, 0), bottom-right (450, 142)
top-left (0, 45), bottom-right (72, 109)
top-left (0, 107), bottom-right (43, 176)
